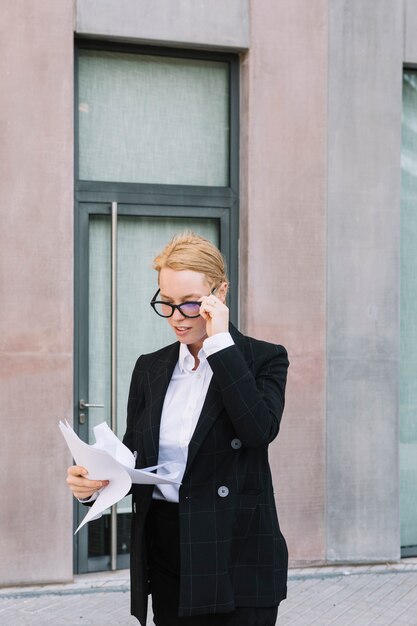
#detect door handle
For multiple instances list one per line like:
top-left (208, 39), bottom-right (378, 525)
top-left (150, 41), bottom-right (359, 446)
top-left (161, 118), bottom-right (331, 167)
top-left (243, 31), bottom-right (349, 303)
top-left (79, 399), bottom-right (104, 410)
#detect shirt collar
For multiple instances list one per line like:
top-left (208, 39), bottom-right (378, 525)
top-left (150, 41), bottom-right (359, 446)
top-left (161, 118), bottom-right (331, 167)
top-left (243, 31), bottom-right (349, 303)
top-left (178, 342), bottom-right (207, 374)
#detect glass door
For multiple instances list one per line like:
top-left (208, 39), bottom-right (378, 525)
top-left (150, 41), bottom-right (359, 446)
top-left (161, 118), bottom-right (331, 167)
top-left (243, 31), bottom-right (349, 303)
top-left (75, 202), bottom-right (222, 572)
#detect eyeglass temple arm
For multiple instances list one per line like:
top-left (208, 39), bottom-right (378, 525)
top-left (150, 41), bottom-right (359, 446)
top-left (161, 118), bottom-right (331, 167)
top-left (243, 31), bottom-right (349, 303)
top-left (150, 288), bottom-right (160, 302)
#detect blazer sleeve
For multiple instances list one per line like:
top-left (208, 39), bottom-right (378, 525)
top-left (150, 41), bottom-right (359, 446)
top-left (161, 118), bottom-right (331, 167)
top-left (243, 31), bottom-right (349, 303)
top-left (207, 342), bottom-right (289, 448)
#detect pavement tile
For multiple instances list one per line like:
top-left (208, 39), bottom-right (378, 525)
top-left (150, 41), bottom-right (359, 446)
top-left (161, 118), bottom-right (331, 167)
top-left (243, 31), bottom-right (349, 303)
top-left (1, 563), bottom-right (417, 625)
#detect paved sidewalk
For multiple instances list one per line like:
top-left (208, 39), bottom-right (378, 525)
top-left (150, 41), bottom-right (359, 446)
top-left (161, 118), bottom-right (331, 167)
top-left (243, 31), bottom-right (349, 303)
top-left (1, 560), bottom-right (417, 625)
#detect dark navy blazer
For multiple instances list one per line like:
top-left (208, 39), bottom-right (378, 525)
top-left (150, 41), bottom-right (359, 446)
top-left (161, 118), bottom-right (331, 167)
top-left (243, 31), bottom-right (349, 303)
top-left (123, 324), bottom-right (289, 625)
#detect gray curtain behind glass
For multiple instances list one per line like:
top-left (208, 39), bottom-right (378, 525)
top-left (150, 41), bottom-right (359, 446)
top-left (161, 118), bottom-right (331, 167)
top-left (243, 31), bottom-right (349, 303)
top-left (78, 51), bottom-right (229, 186)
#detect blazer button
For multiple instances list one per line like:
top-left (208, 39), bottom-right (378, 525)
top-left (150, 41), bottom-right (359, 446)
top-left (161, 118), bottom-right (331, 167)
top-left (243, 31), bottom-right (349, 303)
top-left (231, 438), bottom-right (242, 450)
top-left (218, 486), bottom-right (229, 498)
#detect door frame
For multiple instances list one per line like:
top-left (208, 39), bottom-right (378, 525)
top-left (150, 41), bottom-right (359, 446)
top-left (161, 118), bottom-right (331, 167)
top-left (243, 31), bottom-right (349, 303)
top-left (73, 40), bottom-right (239, 573)
top-left (73, 197), bottom-right (238, 573)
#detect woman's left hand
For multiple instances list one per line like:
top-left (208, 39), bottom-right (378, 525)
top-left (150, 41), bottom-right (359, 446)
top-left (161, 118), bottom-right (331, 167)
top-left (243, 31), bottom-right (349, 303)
top-left (199, 293), bottom-right (229, 337)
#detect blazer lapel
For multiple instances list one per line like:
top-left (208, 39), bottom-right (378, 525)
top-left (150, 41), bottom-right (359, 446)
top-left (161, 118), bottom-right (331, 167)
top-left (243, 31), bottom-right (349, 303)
top-left (142, 341), bottom-right (179, 466)
top-left (184, 324), bottom-right (252, 477)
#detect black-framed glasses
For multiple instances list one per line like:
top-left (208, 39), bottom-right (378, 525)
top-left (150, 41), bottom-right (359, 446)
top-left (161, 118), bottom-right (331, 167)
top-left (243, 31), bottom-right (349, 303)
top-left (150, 288), bottom-right (214, 318)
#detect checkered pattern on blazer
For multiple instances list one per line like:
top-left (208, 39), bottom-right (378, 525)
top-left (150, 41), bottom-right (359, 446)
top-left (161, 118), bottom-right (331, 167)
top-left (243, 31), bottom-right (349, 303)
top-left (123, 324), bottom-right (289, 626)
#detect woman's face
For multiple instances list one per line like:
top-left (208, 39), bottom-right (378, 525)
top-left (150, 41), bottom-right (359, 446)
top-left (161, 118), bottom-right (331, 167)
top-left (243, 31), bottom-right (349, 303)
top-left (158, 267), bottom-right (212, 349)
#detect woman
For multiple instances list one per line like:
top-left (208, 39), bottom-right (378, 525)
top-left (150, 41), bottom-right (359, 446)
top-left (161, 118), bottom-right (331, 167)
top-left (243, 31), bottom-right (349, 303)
top-left (67, 232), bottom-right (289, 626)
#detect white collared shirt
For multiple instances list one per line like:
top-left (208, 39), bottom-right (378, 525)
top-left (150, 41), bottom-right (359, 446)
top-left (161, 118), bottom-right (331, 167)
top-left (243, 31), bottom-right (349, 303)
top-left (153, 332), bottom-right (234, 502)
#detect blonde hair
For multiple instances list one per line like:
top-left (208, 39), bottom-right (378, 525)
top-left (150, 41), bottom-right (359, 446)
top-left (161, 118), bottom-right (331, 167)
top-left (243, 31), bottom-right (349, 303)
top-left (153, 231), bottom-right (228, 289)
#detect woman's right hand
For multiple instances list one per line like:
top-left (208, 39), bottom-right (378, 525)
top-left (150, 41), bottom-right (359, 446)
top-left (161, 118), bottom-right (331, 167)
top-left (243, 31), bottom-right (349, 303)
top-left (66, 465), bottom-right (109, 500)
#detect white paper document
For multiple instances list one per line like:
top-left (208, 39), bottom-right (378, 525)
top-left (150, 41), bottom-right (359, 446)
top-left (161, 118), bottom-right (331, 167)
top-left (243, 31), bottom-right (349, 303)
top-left (59, 420), bottom-right (181, 533)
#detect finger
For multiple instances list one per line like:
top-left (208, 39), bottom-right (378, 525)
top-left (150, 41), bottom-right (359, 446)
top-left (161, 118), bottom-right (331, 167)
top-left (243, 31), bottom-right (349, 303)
top-left (70, 480), bottom-right (109, 491)
top-left (199, 293), bottom-right (220, 304)
top-left (199, 305), bottom-right (212, 319)
top-left (72, 487), bottom-right (96, 497)
top-left (67, 466), bottom-right (109, 488)
top-left (68, 465), bottom-right (88, 477)
top-left (66, 475), bottom-right (109, 490)
top-left (74, 486), bottom-right (103, 496)
top-left (208, 295), bottom-right (223, 307)
top-left (200, 297), bottom-right (217, 308)
top-left (200, 302), bottom-right (218, 317)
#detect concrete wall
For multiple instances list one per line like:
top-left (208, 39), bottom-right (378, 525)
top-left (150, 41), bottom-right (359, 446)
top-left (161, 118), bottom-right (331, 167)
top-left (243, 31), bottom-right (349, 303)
top-left (326, 0), bottom-right (403, 561)
top-left (0, 0), bottom-right (74, 584)
top-left (241, 0), bottom-right (328, 563)
top-left (0, 0), bottom-right (414, 586)
top-left (76, 0), bottom-right (249, 50)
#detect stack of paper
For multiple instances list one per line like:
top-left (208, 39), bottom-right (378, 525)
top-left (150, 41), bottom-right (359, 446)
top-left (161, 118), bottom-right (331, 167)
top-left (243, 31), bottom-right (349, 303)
top-left (59, 421), bottom-right (181, 533)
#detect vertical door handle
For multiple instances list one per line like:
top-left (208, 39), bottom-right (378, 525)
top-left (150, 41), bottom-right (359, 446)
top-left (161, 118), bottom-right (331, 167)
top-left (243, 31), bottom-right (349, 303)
top-left (111, 200), bottom-right (118, 571)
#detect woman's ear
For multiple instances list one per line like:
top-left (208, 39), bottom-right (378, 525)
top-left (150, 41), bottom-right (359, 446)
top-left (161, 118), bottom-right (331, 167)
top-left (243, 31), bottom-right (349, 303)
top-left (216, 281), bottom-right (228, 303)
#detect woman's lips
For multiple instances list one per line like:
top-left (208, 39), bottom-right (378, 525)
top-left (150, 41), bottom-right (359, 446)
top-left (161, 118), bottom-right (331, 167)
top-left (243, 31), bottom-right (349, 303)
top-left (174, 326), bottom-right (191, 336)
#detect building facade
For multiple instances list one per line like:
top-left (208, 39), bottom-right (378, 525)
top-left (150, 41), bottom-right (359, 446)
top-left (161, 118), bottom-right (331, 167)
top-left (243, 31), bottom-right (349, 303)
top-left (1, 0), bottom-right (416, 585)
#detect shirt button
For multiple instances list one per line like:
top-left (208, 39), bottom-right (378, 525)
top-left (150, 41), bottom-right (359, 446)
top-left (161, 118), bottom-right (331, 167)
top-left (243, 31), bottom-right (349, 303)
top-left (231, 438), bottom-right (242, 450)
top-left (218, 486), bottom-right (229, 498)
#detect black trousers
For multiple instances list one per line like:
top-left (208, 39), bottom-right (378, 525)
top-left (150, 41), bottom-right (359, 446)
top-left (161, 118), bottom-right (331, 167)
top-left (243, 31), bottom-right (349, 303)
top-left (147, 499), bottom-right (279, 626)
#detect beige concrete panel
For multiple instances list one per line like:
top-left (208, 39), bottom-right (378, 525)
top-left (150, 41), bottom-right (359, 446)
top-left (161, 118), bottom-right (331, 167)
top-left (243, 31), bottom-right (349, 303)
top-left (327, 0), bottom-right (402, 562)
top-left (269, 353), bottom-right (326, 564)
top-left (0, 355), bottom-right (73, 584)
top-left (0, 0), bottom-right (74, 584)
top-left (405, 0), bottom-right (417, 63)
top-left (241, 0), bottom-right (327, 562)
top-left (76, 0), bottom-right (249, 51)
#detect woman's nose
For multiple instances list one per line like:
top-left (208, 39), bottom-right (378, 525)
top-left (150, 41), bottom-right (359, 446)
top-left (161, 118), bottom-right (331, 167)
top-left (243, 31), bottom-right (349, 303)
top-left (172, 306), bottom-right (185, 320)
